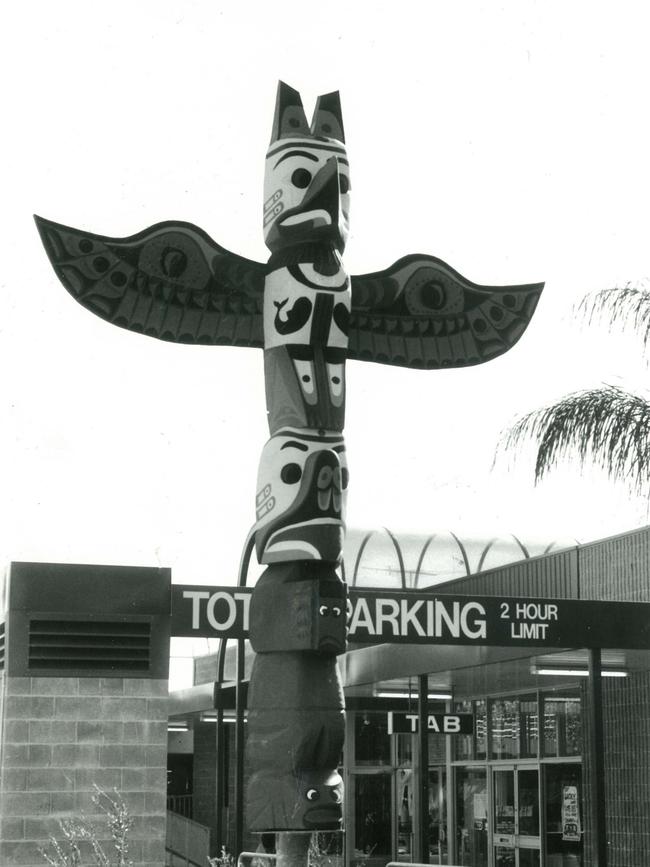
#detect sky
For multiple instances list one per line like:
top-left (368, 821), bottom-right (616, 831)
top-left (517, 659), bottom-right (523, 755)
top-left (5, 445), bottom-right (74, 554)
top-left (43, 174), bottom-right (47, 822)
top-left (3, 1), bottom-right (650, 605)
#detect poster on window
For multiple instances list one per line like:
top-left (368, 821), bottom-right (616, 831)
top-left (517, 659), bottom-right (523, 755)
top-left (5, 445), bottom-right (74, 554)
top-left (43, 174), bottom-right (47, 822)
top-left (561, 785), bottom-right (581, 842)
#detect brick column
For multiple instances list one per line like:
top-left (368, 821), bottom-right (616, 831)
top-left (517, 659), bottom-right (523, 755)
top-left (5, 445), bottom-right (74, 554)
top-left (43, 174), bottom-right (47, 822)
top-left (192, 720), bottom-right (218, 846)
top-left (0, 562), bottom-right (171, 867)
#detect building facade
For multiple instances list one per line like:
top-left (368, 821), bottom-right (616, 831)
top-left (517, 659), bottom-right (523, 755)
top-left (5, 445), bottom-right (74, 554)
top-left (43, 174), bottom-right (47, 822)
top-left (171, 525), bottom-right (650, 866)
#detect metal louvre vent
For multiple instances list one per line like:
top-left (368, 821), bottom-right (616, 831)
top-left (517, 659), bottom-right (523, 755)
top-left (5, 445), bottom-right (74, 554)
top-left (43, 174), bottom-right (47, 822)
top-left (28, 619), bottom-right (151, 672)
top-left (0, 622), bottom-right (5, 670)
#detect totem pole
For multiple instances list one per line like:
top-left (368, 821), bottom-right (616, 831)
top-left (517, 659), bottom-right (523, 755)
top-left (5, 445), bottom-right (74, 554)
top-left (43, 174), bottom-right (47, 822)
top-left (35, 82), bottom-right (543, 862)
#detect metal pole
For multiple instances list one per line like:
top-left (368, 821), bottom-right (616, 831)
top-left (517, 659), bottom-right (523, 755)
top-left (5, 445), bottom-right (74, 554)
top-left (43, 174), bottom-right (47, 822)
top-left (235, 637), bottom-right (246, 856)
top-left (214, 640), bottom-right (229, 852)
top-left (234, 531), bottom-right (255, 857)
top-left (417, 675), bottom-right (429, 864)
top-left (588, 647), bottom-right (607, 866)
top-left (215, 703), bottom-right (226, 850)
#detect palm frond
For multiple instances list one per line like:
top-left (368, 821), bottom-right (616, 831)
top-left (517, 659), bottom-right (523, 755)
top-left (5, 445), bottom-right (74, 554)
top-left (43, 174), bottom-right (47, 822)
top-left (577, 283), bottom-right (650, 355)
top-left (500, 384), bottom-right (650, 494)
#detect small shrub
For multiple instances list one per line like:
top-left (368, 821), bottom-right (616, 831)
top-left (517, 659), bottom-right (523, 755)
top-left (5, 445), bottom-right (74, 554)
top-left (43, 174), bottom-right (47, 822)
top-left (208, 847), bottom-right (236, 867)
top-left (39, 785), bottom-right (133, 867)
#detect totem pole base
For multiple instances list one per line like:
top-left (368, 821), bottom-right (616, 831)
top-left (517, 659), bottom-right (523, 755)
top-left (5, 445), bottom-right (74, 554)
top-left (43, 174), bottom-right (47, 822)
top-left (276, 832), bottom-right (311, 867)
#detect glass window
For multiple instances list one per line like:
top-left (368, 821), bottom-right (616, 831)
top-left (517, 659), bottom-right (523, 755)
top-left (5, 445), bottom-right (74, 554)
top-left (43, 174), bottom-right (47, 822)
top-left (396, 733), bottom-right (413, 767)
top-left (490, 698), bottom-right (520, 760)
top-left (475, 700), bottom-right (487, 759)
top-left (453, 699), bottom-right (486, 760)
top-left (544, 764), bottom-right (583, 864)
top-left (427, 732), bottom-right (445, 765)
top-left (454, 700), bottom-right (473, 761)
top-left (543, 692), bottom-right (582, 757)
top-left (520, 695), bottom-right (539, 758)
top-left (355, 712), bottom-right (390, 766)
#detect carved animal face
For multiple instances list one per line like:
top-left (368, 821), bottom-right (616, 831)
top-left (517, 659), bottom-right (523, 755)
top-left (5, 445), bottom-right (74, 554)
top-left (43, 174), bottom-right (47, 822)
top-left (246, 769), bottom-right (343, 831)
top-left (263, 83), bottom-right (350, 253)
top-left (263, 142), bottom-right (350, 252)
top-left (254, 428), bottom-right (348, 564)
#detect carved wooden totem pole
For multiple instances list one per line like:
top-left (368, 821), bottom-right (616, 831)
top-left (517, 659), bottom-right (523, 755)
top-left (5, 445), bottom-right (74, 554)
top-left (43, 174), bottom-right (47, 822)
top-left (36, 82), bottom-right (543, 861)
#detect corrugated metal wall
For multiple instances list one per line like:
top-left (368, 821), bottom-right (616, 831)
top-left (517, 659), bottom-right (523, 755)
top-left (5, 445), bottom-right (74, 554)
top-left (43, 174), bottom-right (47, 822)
top-left (579, 526), bottom-right (650, 601)
top-left (433, 546), bottom-right (579, 598)
top-left (433, 525), bottom-right (650, 603)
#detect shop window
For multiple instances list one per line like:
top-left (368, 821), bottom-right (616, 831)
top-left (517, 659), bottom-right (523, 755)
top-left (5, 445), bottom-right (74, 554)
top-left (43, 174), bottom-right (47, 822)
top-left (396, 733), bottom-right (413, 767)
top-left (355, 712), bottom-right (390, 766)
top-left (490, 698), bottom-right (520, 760)
top-left (453, 699), bottom-right (486, 761)
top-left (544, 764), bottom-right (583, 865)
top-left (427, 732), bottom-right (446, 765)
top-left (543, 692), bottom-right (582, 758)
top-left (519, 695), bottom-right (539, 758)
top-left (475, 699), bottom-right (487, 759)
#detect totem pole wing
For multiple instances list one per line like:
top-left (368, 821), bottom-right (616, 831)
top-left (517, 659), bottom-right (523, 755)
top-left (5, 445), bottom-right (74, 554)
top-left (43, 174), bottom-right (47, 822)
top-left (34, 216), bottom-right (266, 347)
top-left (349, 254), bottom-right (543, 369)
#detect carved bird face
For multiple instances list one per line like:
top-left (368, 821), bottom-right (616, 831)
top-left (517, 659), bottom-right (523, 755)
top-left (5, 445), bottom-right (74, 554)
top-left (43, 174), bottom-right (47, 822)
top-left (263, 138), bottom-right (351, 253)
top-left (254, 428), bottom-right (348, 564)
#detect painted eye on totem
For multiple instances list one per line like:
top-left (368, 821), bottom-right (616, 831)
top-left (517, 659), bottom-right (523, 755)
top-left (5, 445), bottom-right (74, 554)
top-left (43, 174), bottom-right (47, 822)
top-left (291, 168), bottom-right (312, 189)
top-left (341, 468), bottom-right (350, 489)
top-left (339, 175), bottom-right (350, 195)
top-left (331, 607), bottom-right (342, 618)
top-left (331, 789), bottom-right (342, 804)
top-left (306, 788), bottom-right (320, 801)
top-left (280, 463), bottom-right (302, 484)
top-left (319, 605), bottom-right (329, 617)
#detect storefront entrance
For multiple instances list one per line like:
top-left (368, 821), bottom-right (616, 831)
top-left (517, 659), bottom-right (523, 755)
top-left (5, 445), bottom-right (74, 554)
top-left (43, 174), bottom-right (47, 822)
top-left (492, 766), bottom-right (540, 866)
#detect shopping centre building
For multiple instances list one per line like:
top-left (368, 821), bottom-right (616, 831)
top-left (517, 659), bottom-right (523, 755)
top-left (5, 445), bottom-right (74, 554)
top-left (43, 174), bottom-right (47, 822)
top-left (168, 525), bottom-right (650, 867)
top-left (2, 525), bottom-right (650, 867)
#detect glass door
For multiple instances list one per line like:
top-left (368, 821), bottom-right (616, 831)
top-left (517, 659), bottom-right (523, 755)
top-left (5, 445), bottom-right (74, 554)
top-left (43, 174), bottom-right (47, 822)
top-left (427, 768), bottom-right (447, 866)
top-left (456, 768), bottom-right (488, 867)
top-left (352, 773), bottom-right (392, 867)
top-left (492, 767), bottom-right (540, 867)
top-left (395, 768), bottom-right (414, 862)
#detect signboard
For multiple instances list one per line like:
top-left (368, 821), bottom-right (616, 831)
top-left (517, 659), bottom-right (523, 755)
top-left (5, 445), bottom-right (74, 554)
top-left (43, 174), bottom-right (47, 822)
top-left (172, 585), bottom-right (251, 639)
top-left (561, 785), bottom-right (581, 842)
top-left (171, 585), bottom-right (650, 649)
top-left (387, 711), bottom-right (474, 735)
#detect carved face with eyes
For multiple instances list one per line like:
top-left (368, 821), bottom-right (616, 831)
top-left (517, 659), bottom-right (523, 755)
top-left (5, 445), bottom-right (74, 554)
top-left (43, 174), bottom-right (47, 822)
top-left (254, 427), bottom-right (348, 564)
top-left (247, 768), bottom-right (343, 831)
top-left (263, 138), bottom-right (351, 253)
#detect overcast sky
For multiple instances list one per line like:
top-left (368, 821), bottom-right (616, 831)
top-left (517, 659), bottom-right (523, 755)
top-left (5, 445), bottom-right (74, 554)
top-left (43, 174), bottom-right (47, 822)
top-left (3, 1), bottom-right (650, 592)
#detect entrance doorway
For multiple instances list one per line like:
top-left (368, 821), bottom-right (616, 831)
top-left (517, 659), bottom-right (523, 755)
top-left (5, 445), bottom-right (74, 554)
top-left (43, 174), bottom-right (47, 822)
top-left (492, 766), bottom-right (540, 866)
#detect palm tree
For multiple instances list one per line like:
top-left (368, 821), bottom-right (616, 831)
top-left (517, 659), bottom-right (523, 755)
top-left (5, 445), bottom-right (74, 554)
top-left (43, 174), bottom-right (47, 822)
top-left (500, 284), bottom-right (650, 495)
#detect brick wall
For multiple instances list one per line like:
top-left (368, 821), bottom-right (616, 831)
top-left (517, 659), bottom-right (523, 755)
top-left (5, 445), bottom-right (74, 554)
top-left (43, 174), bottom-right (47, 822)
top-left (0, 675), bottom-right (168, 867)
